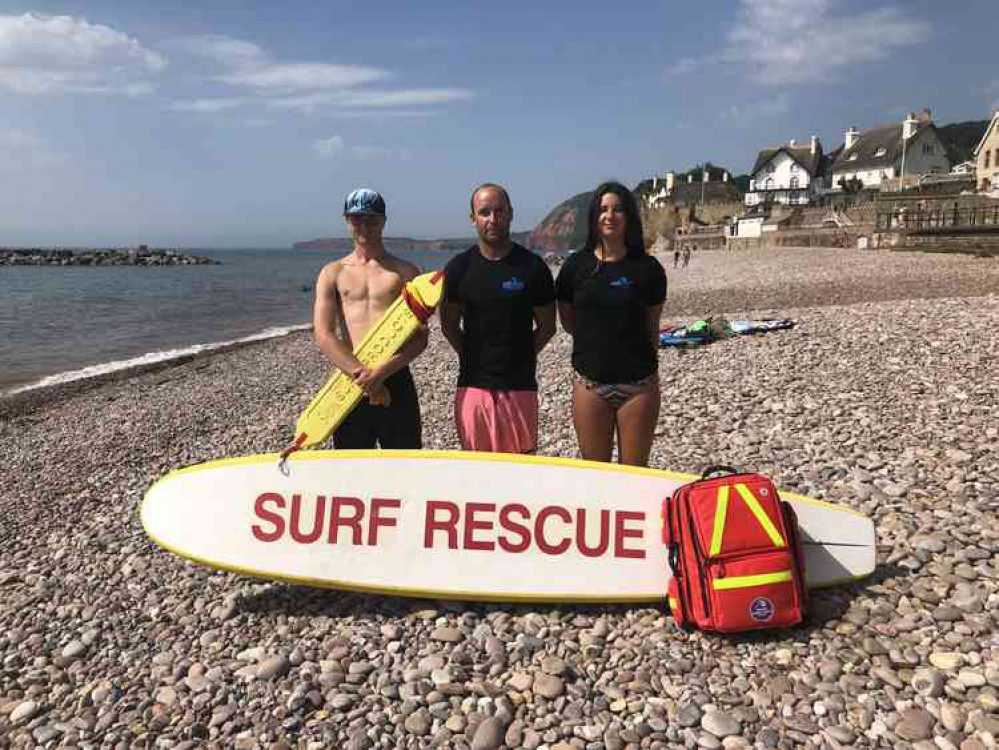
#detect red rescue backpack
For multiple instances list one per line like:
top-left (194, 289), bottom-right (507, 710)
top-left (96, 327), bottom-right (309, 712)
top-left (663, 466), bottom-right (808, 632)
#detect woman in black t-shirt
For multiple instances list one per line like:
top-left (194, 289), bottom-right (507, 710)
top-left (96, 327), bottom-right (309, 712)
top-left (555, 182), bottom-right (667, 466)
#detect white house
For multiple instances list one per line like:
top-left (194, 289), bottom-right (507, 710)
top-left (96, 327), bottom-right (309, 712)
top-left (831, 109), bottom-right (950, 190)
top-left (745, 136), bottom-right (825, 207)
top-left (644, 171), bottom-right (676, 208)
top-left (972, 110), bottom-right (999, 192)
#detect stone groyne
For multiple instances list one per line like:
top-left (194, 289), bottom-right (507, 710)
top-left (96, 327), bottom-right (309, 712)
top-left (0, 248), bottom-right (218, 266)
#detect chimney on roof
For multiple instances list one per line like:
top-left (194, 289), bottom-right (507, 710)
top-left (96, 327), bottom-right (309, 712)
top-left (810, 135), bottom-right (819, 155)
top-left (666, 170), bottom-right (675, 192)
top-left (845, 126), bottom-right (860, 150)
top-left (903, 111), bottom-right (919, 140)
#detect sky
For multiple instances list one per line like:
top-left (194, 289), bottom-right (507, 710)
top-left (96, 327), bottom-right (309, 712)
top-left (0, 0), bottom-right (996, 247)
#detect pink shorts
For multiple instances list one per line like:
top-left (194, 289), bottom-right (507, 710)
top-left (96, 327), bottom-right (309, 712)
top-left (455, 387), bottom-right (538, 454)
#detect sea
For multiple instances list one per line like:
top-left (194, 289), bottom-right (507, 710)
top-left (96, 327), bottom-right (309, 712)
top-left (0, 247), bottom-right (464, 395)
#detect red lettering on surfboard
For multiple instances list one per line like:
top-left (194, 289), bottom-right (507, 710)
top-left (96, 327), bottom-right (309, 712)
top-left (251, 494), bottom-right (647, 559)
top-left (290, 494), bottom-right (324, 544)
top-left (424, 501), bottom-right (459, 549)
top-left (464, 503), bottom-right (495, 551)
top-left (252, 492), bottom-right (285, 542)
top-left (614, 511), bottom-right (646, 559)
top-left (368, 498), bottom-right (400, 545)
top-left (577, 508), bottom-right (611, 558)
top-left (422, 502), bottom-right (646, 559)
top-left (328, 497), bottom-right (364, 545)
top-left (535, 506), bottom-right (572, 555)
top-left (251, 493), bottom-right (401, 547)
top-left (498, 504), bottom-right (531, 553)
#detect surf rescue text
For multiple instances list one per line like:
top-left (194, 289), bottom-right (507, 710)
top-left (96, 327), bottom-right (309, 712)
top-left (251, 493), bottom-right (647, 559)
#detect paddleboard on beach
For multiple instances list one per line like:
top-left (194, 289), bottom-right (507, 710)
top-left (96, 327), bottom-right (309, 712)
top-left (141, 451), bottom-right (876, 602)
top-left (284, 271), bottom-right (444, 455)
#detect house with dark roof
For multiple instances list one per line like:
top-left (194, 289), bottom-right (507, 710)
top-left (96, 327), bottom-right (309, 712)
top-left (972, 110), bottom-right (999, 192)
top-left (831, 109), bottom-right (950, 191)
top-left (746, 136), bottom-right (826, 207)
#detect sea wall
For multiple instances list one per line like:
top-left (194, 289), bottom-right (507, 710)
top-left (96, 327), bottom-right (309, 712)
top-left (0, 249), bottom-right (218, 266)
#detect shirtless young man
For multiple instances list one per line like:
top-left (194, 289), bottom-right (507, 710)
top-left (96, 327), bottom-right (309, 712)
top-left (313, 188), bottom-right (427, 448)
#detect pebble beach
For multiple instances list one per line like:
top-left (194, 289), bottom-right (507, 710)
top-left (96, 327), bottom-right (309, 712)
top-left (1, 246), bottom-right (998, 749)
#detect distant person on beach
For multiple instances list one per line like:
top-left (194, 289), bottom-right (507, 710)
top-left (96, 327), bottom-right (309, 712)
top-left (555, 181), bottom-right (667, 466)
top-left (441, 183), bottom-right (556, 453)
top-left (682, 246), bottom-right (691, 267)
top-left (313, 188), bottom-right (426, 448)
top-left (673, 247), bottom-right (680, 268)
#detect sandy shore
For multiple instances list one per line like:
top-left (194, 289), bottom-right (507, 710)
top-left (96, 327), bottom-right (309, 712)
top-left (1, 247), bottom-right (997, 748)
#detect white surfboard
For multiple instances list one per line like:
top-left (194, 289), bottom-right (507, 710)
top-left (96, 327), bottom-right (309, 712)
top-left (141, 451), bottom-right (875, 603)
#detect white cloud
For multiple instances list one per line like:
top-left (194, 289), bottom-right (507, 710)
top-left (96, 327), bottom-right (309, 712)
top-left (172, 34), bottom-right (387, 91)
top-left (323, 110), bottom-right (443, 119)
top-left (312, 135), bottom-right (407, 161)
top-left (723, 93), bottom-right (791, 124)
top-left (271, 87), bottom-right (473, 111)
top-left (0, 129), bottom-right (68, 166)
top-left (0, 12), bottom-right (166, 95)
top-left (168, 98), bottom-right (245, 113)
top-left (168, 33), bottom-right (472, 117)
top-left (313, 135), bottom-right (345, 158)
top-left (722, 0), bottom-right (931, 85)
top-left (220, 63), bottom-right (387, 91)
top-left (169, 35), bottom-right (265, 69)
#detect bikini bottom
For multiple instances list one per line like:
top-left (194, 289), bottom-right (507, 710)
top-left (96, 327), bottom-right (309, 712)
top-left (574, 371), bottom-right (657, 410)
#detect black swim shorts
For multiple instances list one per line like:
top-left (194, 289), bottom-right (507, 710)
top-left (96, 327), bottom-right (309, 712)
top-left (333, 367), bottom-right (422, 449)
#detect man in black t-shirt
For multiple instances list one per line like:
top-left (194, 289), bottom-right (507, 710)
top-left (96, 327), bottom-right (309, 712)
top-left (441, 184), bottom-right (556, 453)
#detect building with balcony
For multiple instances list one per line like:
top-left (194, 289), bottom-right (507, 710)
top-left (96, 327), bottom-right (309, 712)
top-left (745, 136), bottom-right (825, 207)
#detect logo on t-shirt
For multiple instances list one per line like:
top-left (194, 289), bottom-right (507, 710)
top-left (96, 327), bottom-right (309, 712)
top-left (501, 277), bottom-right (526, 292)
top-left (609, 276), bottom-right (633, 288)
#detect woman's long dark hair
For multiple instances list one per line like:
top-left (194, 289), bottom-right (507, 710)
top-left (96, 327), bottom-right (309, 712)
top-left (582, 181), bottom-right (646, 259)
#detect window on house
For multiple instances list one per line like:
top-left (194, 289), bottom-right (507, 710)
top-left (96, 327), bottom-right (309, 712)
top-left (988, 151), bottom-right (992, 169)
top-left (790, 163), bottom-right (799, 172)
top-left (995, 148), bottom-right (999, 167)
top-left (766, 163), bottom-right (775, 174)
top-left (874, 147), bottom-right (886, 157)
top-left (789, 176), bottom-right (800, 189)
top-left (765, 178), bottom-right (774, 190)
top-left (923, 144), bottom-right (934, 155)
top-left (849, 153), bottom-right (858, 161)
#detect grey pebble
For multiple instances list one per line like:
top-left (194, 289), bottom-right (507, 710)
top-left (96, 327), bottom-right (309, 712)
top-left (257, 655), bottom-right (291, 680)
top-left (701, 711), bottom-right (741, 738)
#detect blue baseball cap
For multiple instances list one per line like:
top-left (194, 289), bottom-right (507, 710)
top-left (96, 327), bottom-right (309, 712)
top-left (343, 188), bottom-right (386, 217)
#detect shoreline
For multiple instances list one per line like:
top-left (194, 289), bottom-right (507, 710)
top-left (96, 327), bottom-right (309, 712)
top-left (0, 326), bottom-right (314, 421)
top-left (5, 246), bottom-right (997, 418)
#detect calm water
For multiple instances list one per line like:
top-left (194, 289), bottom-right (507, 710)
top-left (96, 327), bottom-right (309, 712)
top-left (0, 247), bottom-right (461, 393)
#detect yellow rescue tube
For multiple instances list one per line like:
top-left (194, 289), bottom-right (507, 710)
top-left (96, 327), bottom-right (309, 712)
top-left (289, 270), bottom-right (444, 452)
